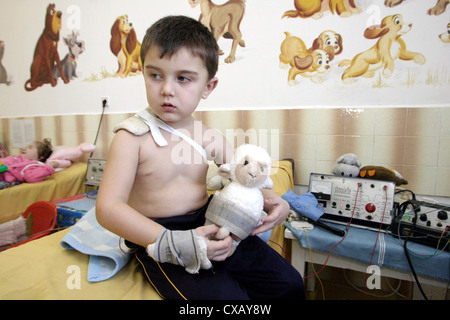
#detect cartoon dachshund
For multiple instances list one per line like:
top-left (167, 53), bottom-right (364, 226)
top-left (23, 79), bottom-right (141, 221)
top-left (282, 0), bottom-right (361, 19)
top-left (339, 14), bottom-right (425, 84)
top-left (280, 32), bottom-right (333, 85)
top-left (0, 41), bottom-right (11, 86)
top-left (189, 0), bottom-right (246, 63)
top-left (384, 0), bottom-right (449, 16)
top-left (25, 4), bottom-right (69, 91)
top-left (110, 15), bottom-right (142, 78)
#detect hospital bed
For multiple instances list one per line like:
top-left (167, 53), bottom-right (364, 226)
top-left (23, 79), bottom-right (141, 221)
top-left (0, 160), bottom-right (295, 300)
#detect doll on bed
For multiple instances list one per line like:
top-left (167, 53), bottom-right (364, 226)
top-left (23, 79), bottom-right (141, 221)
top-left (0, 138), bottom-right (56, 190)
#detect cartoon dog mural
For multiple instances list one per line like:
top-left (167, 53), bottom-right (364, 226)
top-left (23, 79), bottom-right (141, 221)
top-left (189, 0), bottom-right (246, 63)
top-left (339, 14), bottom-right (425, 84)
top-left (439, 23), bottom-right (450, 43)
top-left (279, 32), bottom-right (335, 85)
top-left (53, 31), bottom-right (85, 81)
top-left (282, 0), bottom-right (362, 19)
top-left (384, 0), bottom-right (449, 16)
top-left (24, 3), bottom-right (69, 91)
top-left (0, 41), bottom-right (11, 86)
top-left (110, 14), bottom-right (142, 78)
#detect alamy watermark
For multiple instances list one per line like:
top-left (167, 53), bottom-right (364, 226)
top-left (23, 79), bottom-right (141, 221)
top-left (169, 120), bottom-right (280, 168)
top-left (66, 5), bottom-right (81, 30)
top-left (366, 265), bottom-right (381, 290)
top-left (66, 265), bottom-right (81, 290)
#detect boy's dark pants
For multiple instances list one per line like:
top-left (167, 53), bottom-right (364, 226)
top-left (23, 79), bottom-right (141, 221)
top-left (132, 195), bottom-right (305, 300)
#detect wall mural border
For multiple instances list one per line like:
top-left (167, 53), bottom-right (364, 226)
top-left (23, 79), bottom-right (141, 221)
top-left (0, 0), bottom-right (449, 118)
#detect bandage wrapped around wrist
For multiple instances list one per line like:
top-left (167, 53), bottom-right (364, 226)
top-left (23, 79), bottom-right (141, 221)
top-left (205, 194), bottom-right (261, 240)
top-left (146, 228), bottom-right (212, 274)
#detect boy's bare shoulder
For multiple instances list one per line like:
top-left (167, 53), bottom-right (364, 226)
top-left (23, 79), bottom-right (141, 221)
top-left (110, 129), bottom-right (156, 157)
top-left (113, 128), bottom-right (149, 143)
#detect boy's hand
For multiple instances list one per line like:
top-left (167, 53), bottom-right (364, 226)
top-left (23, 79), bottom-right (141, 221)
top-left (147, 228), bottom-right (213, 274)
top-left (196, 224), bottom-right (234, 262)
top-left (251, 197), bottom-right (290, 236)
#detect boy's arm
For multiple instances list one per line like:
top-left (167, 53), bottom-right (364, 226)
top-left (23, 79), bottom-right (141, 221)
top-left (96, 130), bottom-right (163, 247)
top-left (97, 130), bottom-right (233, 263)
top-left (251, 188), bottom-right (290, 236)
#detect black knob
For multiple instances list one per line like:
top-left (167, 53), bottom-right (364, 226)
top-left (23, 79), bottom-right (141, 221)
top-left (437, 210), bottom-right (448, 220)
top-left (419, 214), bottom-right (427, 222)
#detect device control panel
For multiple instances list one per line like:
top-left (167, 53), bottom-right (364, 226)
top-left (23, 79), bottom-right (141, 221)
top-left (84, 159), bottom-right (107, 186)
top-left (394, 200), bottom-right (449, 250)
top-left (309, 173), bottom-right (396, 229)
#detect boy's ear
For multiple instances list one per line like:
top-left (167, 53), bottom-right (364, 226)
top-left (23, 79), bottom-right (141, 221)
top-left (202, 77), bottom-right (218, 99)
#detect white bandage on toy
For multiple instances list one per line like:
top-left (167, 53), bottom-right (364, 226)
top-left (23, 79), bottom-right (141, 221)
top-left (146, 228), bottom-right (212, 274)
top-left (205, 194), bottom-right (261, 240)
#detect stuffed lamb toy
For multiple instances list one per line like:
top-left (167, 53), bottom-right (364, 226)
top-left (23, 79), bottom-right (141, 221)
top-left (205, 144), bottom-right (273, 243)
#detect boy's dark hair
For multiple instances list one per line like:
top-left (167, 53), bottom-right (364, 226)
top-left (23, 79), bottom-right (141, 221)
top-left (140, 15), bottom-right (219, 80)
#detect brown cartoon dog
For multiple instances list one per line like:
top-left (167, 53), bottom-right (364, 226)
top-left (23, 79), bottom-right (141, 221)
top-left (189, 0), bottom-right (245, 63)
top-left (25, 4), bottom-right (69, 91)
top-left (339, 14), bottom-right (425, 84)
top-left (439, 23), bottom-right (450, 43)
top-left (280, 32), bottom-right (333, 85)
top-left (110, 15), bottom-right (142, 78)
top-left (282, 0), bottom-right (361, 19)
top-left (384, 0), bottom-right (449, 16)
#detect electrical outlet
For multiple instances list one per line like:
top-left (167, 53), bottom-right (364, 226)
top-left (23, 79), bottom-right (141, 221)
top-left (101, 96), bottom-right (110, 108)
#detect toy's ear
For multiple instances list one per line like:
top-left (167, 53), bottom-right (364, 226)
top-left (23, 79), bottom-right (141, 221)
top-left (217, 164), bottom-right (231, 179)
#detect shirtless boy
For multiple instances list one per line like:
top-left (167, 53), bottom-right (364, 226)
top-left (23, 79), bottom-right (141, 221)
top-left (96, 15), bottom-right (304, 300)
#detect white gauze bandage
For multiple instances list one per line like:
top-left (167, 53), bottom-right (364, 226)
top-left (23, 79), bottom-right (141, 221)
top-left (146, 228), bottom-right (212, 274)
top-left (205, 194), bottom-right (262, 240)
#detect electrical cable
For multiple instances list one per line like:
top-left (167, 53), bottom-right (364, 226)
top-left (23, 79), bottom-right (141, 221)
top-left (343, 268), bottom-right (404, 299)
top-left (363, 185), bottom-right (388, 298)
top-left (303, 229), bottom-right (325, 300)
top-left (401, 202), bottom-right (429, 300)
top-left (268, 239), bottom-right (291, 264)
top-left (90, 99), bottom-right (107, 158)
top-left (303, 182), bottom-right (361, 280)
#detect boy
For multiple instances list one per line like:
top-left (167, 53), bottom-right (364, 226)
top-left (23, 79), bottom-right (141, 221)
top-left (96, 15), bottom-right (304, 300)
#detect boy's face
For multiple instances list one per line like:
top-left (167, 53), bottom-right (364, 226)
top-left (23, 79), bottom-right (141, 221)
top-left (143, 47), bottom-right (218, 127)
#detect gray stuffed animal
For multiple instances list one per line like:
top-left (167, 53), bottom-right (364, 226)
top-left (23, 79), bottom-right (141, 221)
top-left (332, 153), bottom-right (361, 177)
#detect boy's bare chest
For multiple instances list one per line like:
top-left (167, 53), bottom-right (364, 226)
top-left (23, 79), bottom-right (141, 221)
top-left (137, 134), bottom-right (207, 183)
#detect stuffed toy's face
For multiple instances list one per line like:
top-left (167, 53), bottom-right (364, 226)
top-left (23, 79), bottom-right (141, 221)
top-left (332, 153), bottom-right (361, 177)
top-left (333, 163), bottom-right (360, 177)
top-left (234, 154), bottom-right (270, 188)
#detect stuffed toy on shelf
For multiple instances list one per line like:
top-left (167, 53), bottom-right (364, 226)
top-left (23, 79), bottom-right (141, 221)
top-left (359, 165), bottom-right (408, 186)
top-left (332, 153), bottom-right (408, 186)
top-left (331, 153), bottom-right (361, 177)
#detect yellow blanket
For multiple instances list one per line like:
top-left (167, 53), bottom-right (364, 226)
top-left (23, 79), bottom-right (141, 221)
top-left (0, 160), bottom-right (294, 300)
top-left (0, 162), bottom-right (87, 224)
